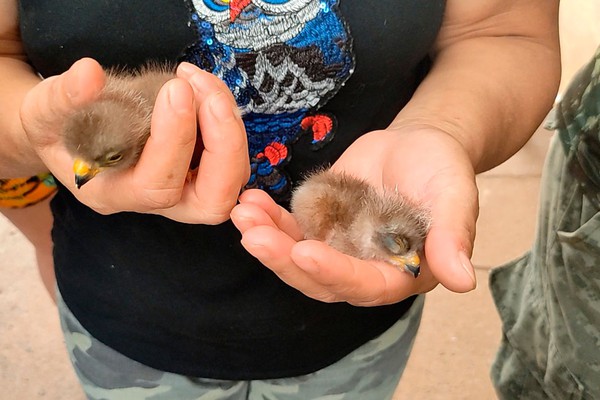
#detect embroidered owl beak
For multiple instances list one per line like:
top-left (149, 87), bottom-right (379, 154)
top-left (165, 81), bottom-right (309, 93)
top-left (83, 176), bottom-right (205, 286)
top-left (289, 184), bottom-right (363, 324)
top-left (229, 0), bottom-right (252, 22)
top-left (73, 158), bottom-right (102, 189)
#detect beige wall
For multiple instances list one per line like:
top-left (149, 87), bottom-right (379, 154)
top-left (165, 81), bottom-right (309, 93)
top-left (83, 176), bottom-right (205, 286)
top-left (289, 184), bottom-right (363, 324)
top-left (559, 0), bottom-right (600, 91)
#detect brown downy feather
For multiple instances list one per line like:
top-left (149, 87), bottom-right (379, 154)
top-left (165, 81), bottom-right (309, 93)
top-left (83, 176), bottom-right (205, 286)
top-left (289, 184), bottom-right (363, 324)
top-left (291, 169), bottom-right (431, 274)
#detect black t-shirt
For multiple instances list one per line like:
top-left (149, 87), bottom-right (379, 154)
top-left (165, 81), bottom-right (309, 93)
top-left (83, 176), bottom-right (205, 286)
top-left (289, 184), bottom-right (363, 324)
top-left (19, 0), bottom-right (445, 379)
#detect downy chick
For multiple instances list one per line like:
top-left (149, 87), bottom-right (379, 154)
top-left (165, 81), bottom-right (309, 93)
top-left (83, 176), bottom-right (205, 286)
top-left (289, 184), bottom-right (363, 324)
top-left (290, 169), bottom-right (431, 277)
top-left (62, 65), bottom-right (176, 188)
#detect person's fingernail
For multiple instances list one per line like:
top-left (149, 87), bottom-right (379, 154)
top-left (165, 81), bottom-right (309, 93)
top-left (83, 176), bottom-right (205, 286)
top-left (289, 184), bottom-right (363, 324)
top-left (232, 209), bottom-right (254, 224)
top-left (209, 92), bottom-right (236, 122)
top-left (458, 251), bottom-right (477, 289)
top-left (168, 82), bottom-right (193, 113)
top-left (241, 238), bottom-right (268, 257)
top-left (177, 62), bottom-right (196, 78)
top-left (180, 67), bottom-right (210, 98)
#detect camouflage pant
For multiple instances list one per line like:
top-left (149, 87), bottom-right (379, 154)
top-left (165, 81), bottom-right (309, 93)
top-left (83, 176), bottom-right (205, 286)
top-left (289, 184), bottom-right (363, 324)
top-left (490, 47), bottom-right (600, 400)
top-left (58, 293), bottom-right (424, 400)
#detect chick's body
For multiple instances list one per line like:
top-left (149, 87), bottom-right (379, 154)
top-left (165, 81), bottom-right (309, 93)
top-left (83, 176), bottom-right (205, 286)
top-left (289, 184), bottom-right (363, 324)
top-left (291, 170), bottom-right (431, 277)
top-left (62, 65), bottom-right (176, 187)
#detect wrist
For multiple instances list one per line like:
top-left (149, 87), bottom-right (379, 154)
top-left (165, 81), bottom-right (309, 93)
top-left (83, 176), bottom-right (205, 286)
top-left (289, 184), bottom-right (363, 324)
top-left (385, 122), bottom-right (478, 174)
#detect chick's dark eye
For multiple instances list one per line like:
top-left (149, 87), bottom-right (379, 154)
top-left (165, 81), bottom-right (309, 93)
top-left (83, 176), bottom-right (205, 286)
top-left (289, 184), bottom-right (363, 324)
top-left (106, 152), bottom-right (123, 164)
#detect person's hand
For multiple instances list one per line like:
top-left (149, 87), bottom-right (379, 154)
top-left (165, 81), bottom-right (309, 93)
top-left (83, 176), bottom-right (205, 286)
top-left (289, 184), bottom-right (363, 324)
top-left (231, 127), bottom-right (478, 306)
top-left (20, 58), bottom-right (249, 224)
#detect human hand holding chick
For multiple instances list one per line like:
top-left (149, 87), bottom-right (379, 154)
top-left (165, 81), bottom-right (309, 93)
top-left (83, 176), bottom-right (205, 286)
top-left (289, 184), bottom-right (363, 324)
top-left (20, 58), bottom-right (249, 224)
top-left (231, 127), bottom-right (478, 306)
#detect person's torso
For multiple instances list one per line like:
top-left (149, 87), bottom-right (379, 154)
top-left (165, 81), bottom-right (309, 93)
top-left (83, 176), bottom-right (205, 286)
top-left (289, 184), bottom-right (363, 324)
top-left (19, 0), bottom-right (445, 379)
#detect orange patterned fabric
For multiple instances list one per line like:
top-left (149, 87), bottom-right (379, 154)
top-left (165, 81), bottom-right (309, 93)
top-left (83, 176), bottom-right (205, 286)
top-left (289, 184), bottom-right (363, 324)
top-left (0, 173), bottom-right (57, 208)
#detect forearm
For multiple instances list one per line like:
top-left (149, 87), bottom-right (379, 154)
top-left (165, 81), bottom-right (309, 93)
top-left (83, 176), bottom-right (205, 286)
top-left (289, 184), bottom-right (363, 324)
top-left (391, 1), bottom-right (561, 173)
top-left (0, 57), bottom-right (45, 176)
top-left (0, 0), bottom-right (46, 177)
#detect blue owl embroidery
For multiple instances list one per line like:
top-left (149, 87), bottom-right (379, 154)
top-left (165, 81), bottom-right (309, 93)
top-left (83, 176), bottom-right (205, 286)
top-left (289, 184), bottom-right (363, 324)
top-left (184, 0), bottom-right (354, 201)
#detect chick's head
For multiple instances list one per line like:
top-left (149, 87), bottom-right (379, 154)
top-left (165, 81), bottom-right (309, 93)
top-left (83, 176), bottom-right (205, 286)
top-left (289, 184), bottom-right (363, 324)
top-left (364, 195), bottom-right (431, 277)
top-left (63, 95), bottom-right (152, 188)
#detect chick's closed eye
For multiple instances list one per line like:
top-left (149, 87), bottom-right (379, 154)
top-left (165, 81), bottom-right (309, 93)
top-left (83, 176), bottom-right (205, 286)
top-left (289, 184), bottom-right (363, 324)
top-left (290, 169), bottom-right (431, 278)
top-left (105, 152), bottom-right (124, 164)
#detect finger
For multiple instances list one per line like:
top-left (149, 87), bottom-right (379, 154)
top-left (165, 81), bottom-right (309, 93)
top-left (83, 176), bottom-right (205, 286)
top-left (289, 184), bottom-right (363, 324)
top-left (291, 240), bottom-right (420, 306)
top-left (178, 63), bottom-right (250, 223)
top-left (130, 78), bottom-right (197, 210)
top-left (22, 58), bottom-right (105, 147)
top-left (231, 202), bottom-right (278, 233)
top-left (177, 63), bottom-right (236, 105)
top-left (191, 89), bottom-right (249, 223)
top-left (425, 176), bottom-right (478, 292)
top-left (238, 189), bottom-right (304, 241)
top-left (178, 64), bottom-right (250, 223)
top-left (20, 58), bottom-right (109, 198)
top-left (240, 225), bottom-right (332, 300)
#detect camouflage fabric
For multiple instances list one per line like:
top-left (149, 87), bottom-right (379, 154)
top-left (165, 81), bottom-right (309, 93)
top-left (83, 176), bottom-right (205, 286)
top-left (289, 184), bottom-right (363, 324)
top-left (57, 292), bottom-right (424, 400)
top-left (490, 46), bottom-right (600, 400)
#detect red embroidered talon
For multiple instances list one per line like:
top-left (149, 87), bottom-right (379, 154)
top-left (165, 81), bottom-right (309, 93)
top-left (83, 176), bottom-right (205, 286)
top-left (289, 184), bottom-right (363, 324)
top-left (301, 114), bottom-right (334, 143)
top-left (260, 142), bottom-right (288, 166)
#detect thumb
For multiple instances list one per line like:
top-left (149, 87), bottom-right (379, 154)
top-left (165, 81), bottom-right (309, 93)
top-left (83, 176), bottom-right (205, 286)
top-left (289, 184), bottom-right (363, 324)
top-left (21, 57), bottom-right (105, 146)
top-left (424, 176), bottom-right (478, 293)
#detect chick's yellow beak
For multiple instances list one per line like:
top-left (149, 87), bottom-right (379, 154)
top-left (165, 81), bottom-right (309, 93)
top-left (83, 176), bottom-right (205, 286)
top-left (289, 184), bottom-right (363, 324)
top-left (73, 159), bottom-right (101, 189)
top-left (390, 251), bottom-right (421, 278)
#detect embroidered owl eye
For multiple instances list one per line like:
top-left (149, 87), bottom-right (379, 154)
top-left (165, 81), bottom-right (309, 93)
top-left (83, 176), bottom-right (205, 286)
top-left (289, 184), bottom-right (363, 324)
top-left (191, 0), bottom-right (231, 23)
top-left (253, 0), bottom-right (314, 13)
top-left (192, 0), bottom-right (316, 23)
top-left (203, 0), bottom-right (230, 11)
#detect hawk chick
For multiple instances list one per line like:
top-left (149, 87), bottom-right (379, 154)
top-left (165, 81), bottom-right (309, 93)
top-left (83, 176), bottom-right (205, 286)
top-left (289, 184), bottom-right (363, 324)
top-left (291, 170), bottom-right (431, 277)
top-left (62, 65), bottom-right (175, 188)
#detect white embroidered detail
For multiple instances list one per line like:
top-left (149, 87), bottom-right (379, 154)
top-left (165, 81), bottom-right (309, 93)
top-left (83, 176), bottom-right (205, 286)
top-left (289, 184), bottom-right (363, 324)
top-left (190, 0), bottom-right (321, 51)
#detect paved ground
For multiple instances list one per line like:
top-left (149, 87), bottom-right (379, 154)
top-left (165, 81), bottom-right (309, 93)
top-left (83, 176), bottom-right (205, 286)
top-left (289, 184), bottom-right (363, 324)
top-left (2, 2), bottom-right (600, 399)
